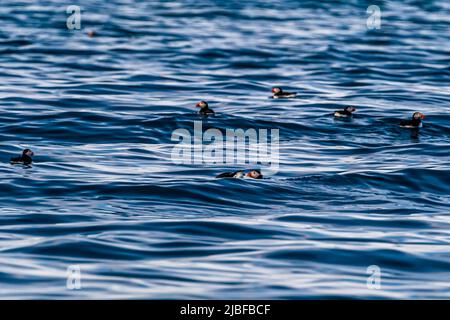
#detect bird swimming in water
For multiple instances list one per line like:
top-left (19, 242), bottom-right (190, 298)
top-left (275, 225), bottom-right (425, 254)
top-left (334, 106), bottom-right (356, 118)
top-left (10, 148), bottom-right (34, 165)
top-left (196, 101), bottom-right (215, 116)
top-left (400, 112), bottom-right (426, 128)
top-left (271, 87), bottom-right (297, 99)
top-left (216, 169), bottom-right (263, 179)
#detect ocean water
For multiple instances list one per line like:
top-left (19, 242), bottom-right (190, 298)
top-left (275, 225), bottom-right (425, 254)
top-left (0, 0), bottom-right (449, 299)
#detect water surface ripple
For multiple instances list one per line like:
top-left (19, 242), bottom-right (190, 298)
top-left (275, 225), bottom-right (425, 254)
top-left (0, 0), bottom-right (449, 299)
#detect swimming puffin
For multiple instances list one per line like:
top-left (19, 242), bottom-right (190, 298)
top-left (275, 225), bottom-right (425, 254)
top-left (334, 106), bottom-right (356, 118)
top-left (400, 112), bottom-right (426, 128)
top-left (196, 101), bottom-right (215, 116)
top-left (216, 169), bottom-right (263, 179)
top-left (271, 87), bottom-right (297, 99)
top-left (10, 149), bottom-right (34, 165)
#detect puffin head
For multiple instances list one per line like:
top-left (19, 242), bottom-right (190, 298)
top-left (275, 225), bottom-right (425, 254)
top-left (413, 112), bottom-right (425, 120)
top-left (23, 149), bottom-right (34, 157)
top-left (196, 101), bottom-right (208, 109)
top-left (345, 106), bottom-right (356, 113)
top-left (247, 169), bottom-right (263, 179)
top-left (272, 87), bottom-right (283, 94)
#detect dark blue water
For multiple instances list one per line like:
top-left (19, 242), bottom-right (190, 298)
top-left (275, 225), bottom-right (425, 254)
top-left (1, 0), bottom-right (449, 299)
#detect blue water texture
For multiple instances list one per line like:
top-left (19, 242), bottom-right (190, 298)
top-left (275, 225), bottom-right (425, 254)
top-left (0, 0), bottom-right (449, 299)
